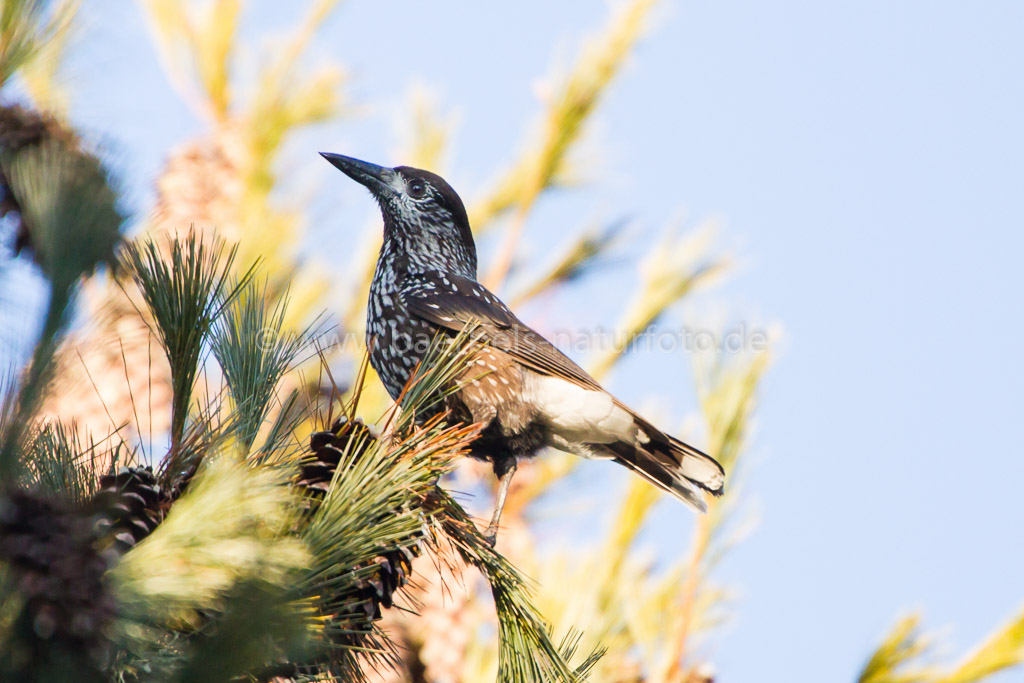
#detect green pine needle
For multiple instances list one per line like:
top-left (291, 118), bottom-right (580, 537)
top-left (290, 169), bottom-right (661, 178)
top-left (301, 414), bottom-right (464, 678)
top-left (120, 232), bottom-right (254, 449)
top-left (170, 580), bottom-right (315, 683)
top-left (211, 277), bottom-right (319, 451)
top-left (22, 421), bottom-right (134, 504)
top-left (424, 484), bottom-right (602, 683)
top-left (252, 387), bottom-right (306, 465)
top-left (403, 331), bottom-right (603, 682)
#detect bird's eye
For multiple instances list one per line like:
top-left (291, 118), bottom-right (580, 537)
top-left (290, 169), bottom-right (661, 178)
top-left (408, 180), bottom-right (427, 198)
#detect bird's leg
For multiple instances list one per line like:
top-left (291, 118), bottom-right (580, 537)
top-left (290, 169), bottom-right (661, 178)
top-left (484, 457), bottom-right (517, 546)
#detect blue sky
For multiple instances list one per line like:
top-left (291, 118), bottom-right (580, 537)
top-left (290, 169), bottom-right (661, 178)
top-left (18, 0), bottom-right (1024, 679)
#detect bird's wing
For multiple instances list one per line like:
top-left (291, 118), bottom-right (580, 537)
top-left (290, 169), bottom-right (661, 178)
top-left (404, 271), bottom-right (726, 503)
top-left (402, 272), bottom-right (602, 391)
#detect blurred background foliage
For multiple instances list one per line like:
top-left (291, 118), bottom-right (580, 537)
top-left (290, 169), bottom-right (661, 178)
top-left (0, 0), bottom-right (1022, 681)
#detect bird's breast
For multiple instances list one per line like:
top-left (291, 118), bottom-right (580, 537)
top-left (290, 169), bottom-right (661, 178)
top-left (366, 275), bottom-right (434, 400)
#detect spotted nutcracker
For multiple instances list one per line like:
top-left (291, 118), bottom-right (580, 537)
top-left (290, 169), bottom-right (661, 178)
top-left (322, 153), bottom-right (725, 542)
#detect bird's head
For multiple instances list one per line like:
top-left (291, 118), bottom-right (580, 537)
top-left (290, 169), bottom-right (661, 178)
top-left (321, 152), bottom-right (477, 277)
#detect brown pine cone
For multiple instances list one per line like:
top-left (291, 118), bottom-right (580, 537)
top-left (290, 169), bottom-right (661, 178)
top-left (304, 416), bottom-right (423, 616)
top-left (356, 545), bottom-right (420, 620)
top-left (0, 490), bottom-right (114, 681)
top-left (300, 416), bottom-right (377, 497)
top-left (90, 466), bottom-right (165, 555)
top-left (296, 416), bottom-right (430, 678)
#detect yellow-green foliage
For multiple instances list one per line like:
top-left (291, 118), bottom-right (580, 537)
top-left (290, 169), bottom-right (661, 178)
top-left (0, 0), bottom-right (75, 92)
top-left (860, 610), bottom-right (1024, 683)
top-left (141, 0), bottom-right (344, 324)
top-left (110, 454), bottom-right (310, 630)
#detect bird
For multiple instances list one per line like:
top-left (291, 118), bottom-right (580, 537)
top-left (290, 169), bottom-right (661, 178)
top-left (322, 152), bottom-right (725, 542)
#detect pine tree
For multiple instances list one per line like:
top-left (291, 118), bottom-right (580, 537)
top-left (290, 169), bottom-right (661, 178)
top-left (0, 148), bottom-right (599, 681)
top-left (1, 1), bottom-right (1022, 682)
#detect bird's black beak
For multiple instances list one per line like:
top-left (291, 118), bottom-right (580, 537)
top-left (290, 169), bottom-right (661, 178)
top-left (320, 152), bottom-right (398, 197)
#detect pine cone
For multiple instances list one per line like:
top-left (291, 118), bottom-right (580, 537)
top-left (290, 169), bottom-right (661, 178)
top-left (357, 546), bottom-right (420, 620)
top-left (0, 490), bottom-right (114, 680)
top-left (306, 417), bottom-right (416, 612)
top-left (90, 466), bottom-right (165, 554)
top-left (300, 416), bottom-right (377, 497)
top-left (296, 416), bottom-right (427, 678)
top-left (87, 460), bottom-right (204, 558)
top-left (150, 129), bottom-right (247, 243)
top-left (304, 416), bottom-right (422, 616)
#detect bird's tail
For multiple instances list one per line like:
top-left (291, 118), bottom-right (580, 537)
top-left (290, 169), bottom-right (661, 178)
top-left (608, 411), bottom-right (725, 513)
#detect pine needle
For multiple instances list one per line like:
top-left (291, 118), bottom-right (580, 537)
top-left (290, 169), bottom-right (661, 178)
top-left (110, 454), bottom-right (310, 632)
top-left (0, 0), bottom-right (76, 89)
top-left (16, 0), bottom-right (77, 115)
top-left (425, 485), bottom-right (602, 683)
top-left (212, 277), bottom-right (320, 451)
top-left (1, 137), bottom-right (122, 291)
top-left (510, 218), bottom-right (626, 307)
top-left (471, 0), bottom-right (658, 236)
top-left (0, 120), bottom-right (124, 476)
top-left (859, 608), bottom-right (1024, 683)
top-left (22, 421), bottom-right (134, 504)
top-left (858, 615), bottom-right (933, 683)
top-left (120, 232), bottom-right (254, 449)
top-left (936, 608), bottom-right (1024, 683)
top-left (589, 221), bottom-right (728, 380)
top-left (482, 0), bottom-right (658, 288)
